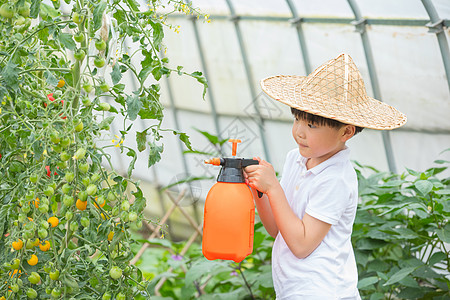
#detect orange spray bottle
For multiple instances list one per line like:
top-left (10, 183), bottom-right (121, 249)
top-left (202, 139), bottom-right (263, 263)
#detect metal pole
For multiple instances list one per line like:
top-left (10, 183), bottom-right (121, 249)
top-left (347, 0), bottom-right (398, 173)
top-left (186, 12), bottom-right (223, 149)
top-left (224, 0), bottom-right (271, 162)
top-left (285, 0), bottom-right (312, 74)
top-left (421, 0), bottom-right (450, 93)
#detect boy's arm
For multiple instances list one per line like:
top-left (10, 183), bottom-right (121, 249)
top-left (266, 184), bottom-right (331, 259)
top-left (245, 159), bottom-right (331, 259)
top-left (250, 189), bottom-right (279, 238)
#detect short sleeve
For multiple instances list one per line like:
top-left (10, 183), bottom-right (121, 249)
top-left (280, 149), bottom-right (298, 191)
top-left (305, 176), bottom-right (351, 225)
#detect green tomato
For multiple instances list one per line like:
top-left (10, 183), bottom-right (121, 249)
top-left (49, 269), bottom-right (60, 280)
top-left (21, 205), bottom-right (31, 214)
top-left (40, 220), bottom-right (50, 230)
top-left (38, 204), bottom-right (49, 214)
top-left (65, 211), bottom-right (74, 221)
top-left (80, 217), bottom-right (90, 227)
top-left (62, 184), bottom-right (72, 195)
top-left (26, 239), bottom-right (34, 249)
top-left (102, 292), bottom-right (112, 300)
top-left (60, 151), bottom-right (71, 162)
top-left (90, 173), bottom-right (101, 182)
top-left (87, 184), bottom-right (97, 196)
top-left (44, 186), bottom-right (54, 197)
top-left (121, 200), bottom-right (130, 211)
top-left (82, 96), bottom-right (92, 106)
top-left (10, 283), bottom-right (19, 293)
top-left (28, 272), bottom-right (41, 284)
top-left (72, 12), bottom-right (83, 24)
top-left (65, 172), bottom-right (75, 183)
top-left (95, 40), bottom-right (107, 51)
top-left (74, 120), bottom-right (83, 132)
top-left (128, 212), bottom-right (138, 222)
top-left (11, 258), bottom-right (20, 270)
top-left (69, 221), bottom-right (78, 232)
top-left (94, 56), bottom-right (105, 68)
top-left (30, 174), bottom-right (38, 183)
top-left (0, 3), bottom-right (15, 19)
top-left (78, 190), bottom-right (88, 202)
top-left (116, 292), bottom-right (126, 300)
top-left (51, 287), bottom-right (61, 298)
top-left (99, 82), bottom-right (110, 93)
top-left (18, 2), bottom-right (31, 17)
top-left (74, 49), bottom-right (86, 61)
top-left (27, 288), bottom-right (38, 299)
top-left (74, 32), bottom-right (85, 43)
top-left (73, 148), bottom-right (87, 160)
top-left (63, 194), bottom-right (74, 206)
top-left (109, 266), bottom-right (122, 280)
top-left (99, 102), bottom-right (110, 111)
top-left (45, 286), bottom-right (52, 294)
top-left (82, 176), bottom-right (90, 187)
top-left (50, 132), bottom-right (60, 144)
top-left (60, 137), bottom-right (71, 148)
top-left (38, 228), bottom-right (48, 239)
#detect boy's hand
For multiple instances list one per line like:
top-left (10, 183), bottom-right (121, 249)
top-left (243, 157), bottom-right (278, 195)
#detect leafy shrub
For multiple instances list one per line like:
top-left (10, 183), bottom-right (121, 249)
top-left (353, 155), bottom-right (450, 299)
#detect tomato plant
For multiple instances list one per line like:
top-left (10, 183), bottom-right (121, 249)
top-left (0, 0), bottom-right (208, 298)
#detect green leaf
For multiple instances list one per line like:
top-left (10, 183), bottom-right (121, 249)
top-left (173, 131), bottom-right (192, 151)
top-left (126, 95), bottom-right (141, 121)
top-left (428, 251), bottom-right (446, 265)
top-left (190, 71), bottom-right (208, 99)
top-left (136, 130), bottom-right (147, 152)
top-left (436, 223), bottom-right (450, 243)
top-left (93, 1), bottom-right (107, 31)
top-left (125, 0), bottom-right (139, 11)
top-left (414, 180), bottom-right (433, 196)
top-left (126, 148), bottom-right (137, 178)
top-left (1, 61), bottom-right (20, 90)
top-left (44, 70), bottom-right (59, 86)
top-left (30, 0), bottom-right (41, 18)
top-left (111, 63), bottom-right (122, 85)
top-left (148, 142), bottom-right (163, 168)
top-left (435, 189), bottom-right (450, 195)
top-left (58, 33), bottom-right (76, 51)
top-left (98, 116), bottom-right (115, 130)
top-left (357, 276), bottom-right (378, 289)
top-left (185, 259), bottom-right (226, 287)
top-left (150, 21), bottom-right (164, 51)
top-left (383, 267), bottom-right (416, 286)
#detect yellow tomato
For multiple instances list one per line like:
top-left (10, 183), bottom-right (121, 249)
top-left (56, 79), bottom-right (65, 88)
top-left (12, 239), bottom-right (23, 251)
top-left (27, 254), bottom-right (38, 266)
top-left (76, 199), bottom-right (87, 211)
top-left (39, 241), bottom-right (51, 252)
top-left (47, 216), bottom-right (59, 228)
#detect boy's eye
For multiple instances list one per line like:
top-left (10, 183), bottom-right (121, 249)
top-left (308, 123), bottom-right (316, 128)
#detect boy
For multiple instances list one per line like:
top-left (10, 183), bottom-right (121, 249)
top-left (244, 53), bottom-right (406, 299)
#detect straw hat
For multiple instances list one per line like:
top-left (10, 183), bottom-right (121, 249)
top-left (260, 53), bottom-right (407, 130)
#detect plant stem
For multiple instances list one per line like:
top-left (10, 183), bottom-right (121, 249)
top-left (237, 263), bottom-right (255, 300)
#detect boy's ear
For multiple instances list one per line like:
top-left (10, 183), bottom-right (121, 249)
top-left (341, 125), bottom-right (356, 141)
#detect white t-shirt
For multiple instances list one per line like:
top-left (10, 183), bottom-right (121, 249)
top-left (272, 148), bottom-right (361, 300)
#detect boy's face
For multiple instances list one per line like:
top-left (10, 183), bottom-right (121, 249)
top-left (291, 116), bottom-right (354, 168)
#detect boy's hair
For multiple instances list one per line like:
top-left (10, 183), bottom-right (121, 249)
top-left (291, 108), bottom-right (364, 135)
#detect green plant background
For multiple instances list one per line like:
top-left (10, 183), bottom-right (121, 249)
top-left (139, 147), bottom-right (450, 300)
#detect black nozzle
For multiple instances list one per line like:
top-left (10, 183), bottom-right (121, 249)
top-left (217, 158), bottom-right (263, 198)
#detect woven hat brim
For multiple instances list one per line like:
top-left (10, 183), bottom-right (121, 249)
top-left (260, 75), bottom-right (407, 130)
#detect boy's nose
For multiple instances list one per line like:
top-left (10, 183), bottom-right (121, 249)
top-left (295, 124), bottom-right (306, 138)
